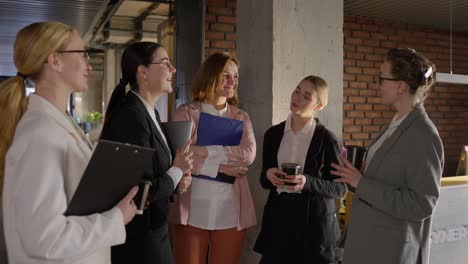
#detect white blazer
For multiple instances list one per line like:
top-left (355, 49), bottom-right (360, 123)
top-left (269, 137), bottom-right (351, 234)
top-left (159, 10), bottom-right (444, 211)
top-left (2, 94), bottom-right (126, 264)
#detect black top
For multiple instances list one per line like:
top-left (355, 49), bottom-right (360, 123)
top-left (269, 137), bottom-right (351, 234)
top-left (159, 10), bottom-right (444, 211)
top-left (254, 118), bottom-right (347, 264)
top-left (100, 91), bottom-right (176, 264)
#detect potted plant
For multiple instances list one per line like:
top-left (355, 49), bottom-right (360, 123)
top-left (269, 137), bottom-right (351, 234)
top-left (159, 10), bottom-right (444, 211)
top-left (84, 111), bottom-right (103, 142)
top-left (87, 111), bottom-right (103, 125)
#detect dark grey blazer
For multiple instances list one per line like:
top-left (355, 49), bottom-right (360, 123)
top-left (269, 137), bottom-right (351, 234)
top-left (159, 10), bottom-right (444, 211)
top-left (342, 104), bottom-right (444, 264)
top-left (0, 208), bottom-right (7, 264)
top-left (101, 91), bottom-right (175, 264)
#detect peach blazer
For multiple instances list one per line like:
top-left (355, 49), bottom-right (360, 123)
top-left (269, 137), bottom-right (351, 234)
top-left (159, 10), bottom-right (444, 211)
top-left (169, 102), bottom-right (257, 230)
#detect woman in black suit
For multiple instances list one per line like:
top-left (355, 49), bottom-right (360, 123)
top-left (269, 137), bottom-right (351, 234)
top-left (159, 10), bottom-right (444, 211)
top-left (100, 42), bottom-right (193, 264)
top-left (254, 75), bottom-right (347, 264)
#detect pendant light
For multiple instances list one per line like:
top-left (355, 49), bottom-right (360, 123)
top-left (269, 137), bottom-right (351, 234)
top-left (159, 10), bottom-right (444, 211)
top-left (436, 0), bottom-right (468, 84)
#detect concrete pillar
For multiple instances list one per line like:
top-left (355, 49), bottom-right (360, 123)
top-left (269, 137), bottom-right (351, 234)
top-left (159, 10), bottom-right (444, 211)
top-left (237, 1), bottom-right (343, 263)
top-left (103, 48), bottom-right (123, 110)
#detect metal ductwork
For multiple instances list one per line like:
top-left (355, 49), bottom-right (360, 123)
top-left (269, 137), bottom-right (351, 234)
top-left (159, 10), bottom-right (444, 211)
top-left (89, 0), bottom-right (171, 47)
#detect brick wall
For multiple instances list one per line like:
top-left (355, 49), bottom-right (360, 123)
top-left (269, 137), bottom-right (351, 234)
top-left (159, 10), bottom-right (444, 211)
top-left (343, 16), bottom-right (468, 176)
top-left (203, 8), bottom-right (468, 176)
top-left (205, 0), bottom-right (237, 57)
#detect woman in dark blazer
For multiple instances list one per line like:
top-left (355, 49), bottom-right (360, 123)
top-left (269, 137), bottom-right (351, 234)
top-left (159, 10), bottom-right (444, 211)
top-left (100, 42), bottom-right (193, 264)
top-left (254, 75), bottom-right (347, 264)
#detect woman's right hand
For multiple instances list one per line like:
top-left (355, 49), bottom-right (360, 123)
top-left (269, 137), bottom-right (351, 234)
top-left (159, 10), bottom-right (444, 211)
top-left (266, 168), bottom-right (286, 187)
top-left (331, 154), bottom-right (363, 189)
top-left (117, 186), bottom-right (138, 225)
top-left (178, 172), bottom-right (192, 193)
top-left (173, 139), bottom-right (194, 174)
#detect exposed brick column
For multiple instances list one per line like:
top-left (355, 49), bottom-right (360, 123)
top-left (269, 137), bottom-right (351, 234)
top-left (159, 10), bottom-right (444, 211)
top-left (205, 0), bottom-right (237, 57)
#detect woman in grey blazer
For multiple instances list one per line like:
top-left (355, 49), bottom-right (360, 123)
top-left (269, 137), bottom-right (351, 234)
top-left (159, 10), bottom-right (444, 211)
top-left (331, 48), bottom-right (444, 264)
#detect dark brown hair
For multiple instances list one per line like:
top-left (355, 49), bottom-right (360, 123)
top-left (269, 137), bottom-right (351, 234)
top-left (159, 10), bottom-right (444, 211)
top-left (102, 41), bottom-right (162, 131)
top-left (386, 48), bottom-right (435, 102)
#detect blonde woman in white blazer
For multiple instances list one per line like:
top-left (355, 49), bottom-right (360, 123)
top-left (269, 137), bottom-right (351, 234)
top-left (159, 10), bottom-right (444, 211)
top-left (0, 22), bottom-right (138, 264)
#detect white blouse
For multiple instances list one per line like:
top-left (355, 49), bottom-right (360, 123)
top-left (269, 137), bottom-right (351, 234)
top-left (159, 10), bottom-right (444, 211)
top-left (277, 114), bottom-right (316, 194)
top-left (365, 113), bottom-right (408, 172)
top-left (187, 102), bottom-right (238, 230)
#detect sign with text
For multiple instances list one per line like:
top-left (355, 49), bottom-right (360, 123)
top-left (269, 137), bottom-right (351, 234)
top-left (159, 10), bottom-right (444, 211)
top-left (430, 184), bottom-right (468, 263)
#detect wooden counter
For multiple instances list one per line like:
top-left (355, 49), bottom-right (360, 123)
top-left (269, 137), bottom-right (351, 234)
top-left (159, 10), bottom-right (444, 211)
top-left (441, 175), bottom-right (468, 186)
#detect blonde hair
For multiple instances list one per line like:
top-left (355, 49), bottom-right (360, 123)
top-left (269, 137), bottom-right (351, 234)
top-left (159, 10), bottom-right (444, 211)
top-left (302, 75), bottom-right (328, 108)
top-left (191, 52), bottom-right (240, 105)
top-left (0, 21), bottom-right (73, 202)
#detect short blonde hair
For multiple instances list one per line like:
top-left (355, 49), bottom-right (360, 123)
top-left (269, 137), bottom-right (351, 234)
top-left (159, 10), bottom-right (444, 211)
top-left (191, 52), bottom-right (240, 105)
top-left (302, 75), bottom-right (328, 108)
top-left (0, 21), bottom-right (73, 202)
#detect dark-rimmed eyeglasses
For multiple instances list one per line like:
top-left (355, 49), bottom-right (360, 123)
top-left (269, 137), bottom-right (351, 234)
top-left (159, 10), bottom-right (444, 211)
top-left (149, 60), bottom-right (173, 69)
top-left (378, 76), bottom-right (401, 85)
top-left (56, 49), bottom-right (100, 62)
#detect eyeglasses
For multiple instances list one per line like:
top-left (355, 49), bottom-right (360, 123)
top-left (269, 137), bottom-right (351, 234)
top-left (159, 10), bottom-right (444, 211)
top-left (149, 60), bottom-right (173, 69)
top-left (56, 49), bottom-right (97, 62)
top-left (378, 76), bottom-right (401, 85)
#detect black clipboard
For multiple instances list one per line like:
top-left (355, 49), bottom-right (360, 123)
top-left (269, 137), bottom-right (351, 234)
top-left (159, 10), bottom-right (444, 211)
top-left (65, 140), bottom-right (155, 216)
top-left (161, 120), bottom-right (192, 152)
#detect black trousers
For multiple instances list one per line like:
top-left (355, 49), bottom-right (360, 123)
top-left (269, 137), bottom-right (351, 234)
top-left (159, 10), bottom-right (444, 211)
top-left (111, 226), bottom-right (173, 264)
top-left (259, 192), bottom-right (309, 264)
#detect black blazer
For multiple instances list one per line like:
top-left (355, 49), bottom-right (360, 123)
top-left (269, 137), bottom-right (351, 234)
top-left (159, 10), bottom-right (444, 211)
top-left (254, 118), bottom-right (347, 263)
top-left (101, 91), bottom-right (175, 264)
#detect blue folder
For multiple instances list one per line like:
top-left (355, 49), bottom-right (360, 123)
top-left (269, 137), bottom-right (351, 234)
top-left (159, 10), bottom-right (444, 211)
top-left (194, 112), bottom-right (244, 184)
top-left (196, 112), bottom-right (244, 146)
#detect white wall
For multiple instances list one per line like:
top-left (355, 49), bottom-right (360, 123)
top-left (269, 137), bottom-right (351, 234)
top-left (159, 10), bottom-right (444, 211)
top-left (272, 0), bottom-right (343, 137)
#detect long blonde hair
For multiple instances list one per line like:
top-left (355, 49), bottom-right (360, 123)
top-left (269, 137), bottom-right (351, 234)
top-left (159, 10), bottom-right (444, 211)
top-left (0, 21), bottom-right (73, 202)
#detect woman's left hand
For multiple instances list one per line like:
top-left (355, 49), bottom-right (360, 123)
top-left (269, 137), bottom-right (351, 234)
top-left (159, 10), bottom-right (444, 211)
top-left (331, 155), bottom-right (363, 188)
top-left (219, 164), bottom-right (248, 177)
top-left (282, 174), bottom-right (306, 192)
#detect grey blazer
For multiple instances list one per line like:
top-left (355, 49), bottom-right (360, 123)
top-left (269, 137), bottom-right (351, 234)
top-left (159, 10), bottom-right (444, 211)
top-left (342, 104), bottom-right (444, 264)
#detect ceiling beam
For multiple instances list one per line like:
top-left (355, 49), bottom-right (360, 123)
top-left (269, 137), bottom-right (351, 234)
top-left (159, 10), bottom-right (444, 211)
top-left (89, 0), bottom-right (126, 46)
